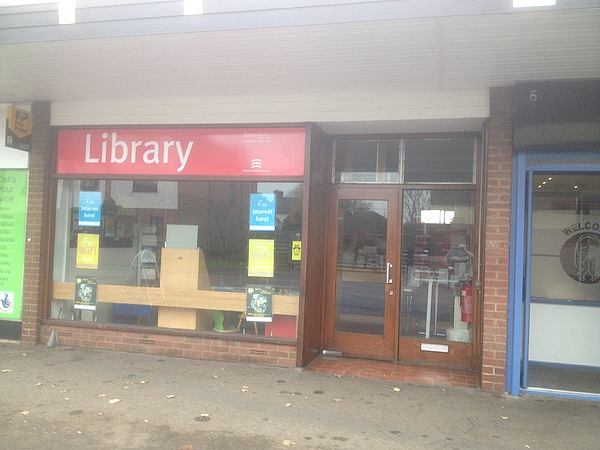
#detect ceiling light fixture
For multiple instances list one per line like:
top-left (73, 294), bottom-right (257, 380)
top-left (184, 0), bottom-right (203, 15)
top-left (513, 0), bottom-right (556, 7)
top-left (58, 0), bottom-right (76, 24)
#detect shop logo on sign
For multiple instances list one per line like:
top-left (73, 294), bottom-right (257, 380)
top-left (560, 228), bottom-right (600, 284)
top-left (243, 159), bottom-right (271, 174)
top-left (0, 292), bottom-right (14, 314)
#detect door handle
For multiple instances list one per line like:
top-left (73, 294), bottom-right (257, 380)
top-left (386, 262), bottom-right (393, 284)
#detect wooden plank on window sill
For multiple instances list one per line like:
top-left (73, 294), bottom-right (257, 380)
top-left (52, 281), bottom-right (299, 316)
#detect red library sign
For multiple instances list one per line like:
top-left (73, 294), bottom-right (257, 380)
top-left (57, 127), bottom-right (305, 177)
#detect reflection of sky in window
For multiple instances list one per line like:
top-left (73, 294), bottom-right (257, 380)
top-left (421, 210), bottom-right (455, 224)
top-left (370, 201), bottom-right (388, 219)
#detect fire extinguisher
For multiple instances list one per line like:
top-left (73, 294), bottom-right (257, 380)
top-left (461, 282), bottom-right (473, 323)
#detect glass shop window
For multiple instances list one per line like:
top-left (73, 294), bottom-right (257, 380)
top-left (50, 179), bottom-right (302, 338)
top-left (404, 138), bottom-right (475, 183)
top-left (334, 140), bottom-right (400, 183)
top-left (334, 137), bottom-right (475, 184)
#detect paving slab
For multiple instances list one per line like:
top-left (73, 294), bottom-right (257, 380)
top-left (1, 341), bottom-right (599, 449)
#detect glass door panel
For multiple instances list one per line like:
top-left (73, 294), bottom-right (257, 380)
top-left (325, 188), bottom-right (399, 360)
top-left (400, 190), bottom-right (475, 343)
top-left (334, 199), bottom-right (389, 336)
top-left (526, 173), bottom-right (600, 394)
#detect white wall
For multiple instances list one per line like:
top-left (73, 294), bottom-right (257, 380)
top-left (529, 303), bottom-right (600, 367)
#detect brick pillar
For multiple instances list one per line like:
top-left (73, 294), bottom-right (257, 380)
top-left (481, 87), bottom-right (513, 391)
top-left (21, 101), bottom-right (52, 344)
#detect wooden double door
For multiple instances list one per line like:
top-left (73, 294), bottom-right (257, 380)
top-left (323, 187), bottom-right (474, 366)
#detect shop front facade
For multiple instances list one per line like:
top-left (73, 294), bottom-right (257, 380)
top-left (48, 124), bottom-right (483, 366)
top-left (15, 89), bottom-right (507, 390)
top-left (22, 82), bottom-right (596, 399)
top-left (2, 2), bottom-right (599, 399)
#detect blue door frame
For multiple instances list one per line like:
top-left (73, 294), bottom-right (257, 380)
top-left (507, 151), bottom-right (600, 400)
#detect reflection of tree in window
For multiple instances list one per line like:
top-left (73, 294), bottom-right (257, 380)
top-left (80, 179), bottom-right (99, 191)
top-left (280, 185), bottom-right (303, 232)
top-left (403, 190), bottom-right (431, 224)
top-left (339, 200), bottom-right (386, 252)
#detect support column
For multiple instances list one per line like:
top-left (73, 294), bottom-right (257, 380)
top-left (481, 87), bottom-right (513, 391)
top-left (21, 101), bottom-right (52, 344)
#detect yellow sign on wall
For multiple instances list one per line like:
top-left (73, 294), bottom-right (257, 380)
top-left (5, 106), bottom-right (33, 151)
top-left (76, 234), bottom-right (99, 269)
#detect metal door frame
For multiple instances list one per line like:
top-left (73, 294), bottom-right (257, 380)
top-left (507, 151), bottom-right (600, 400)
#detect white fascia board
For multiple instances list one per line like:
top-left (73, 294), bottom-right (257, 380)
top-left (50, 89), bottom-right (489, 133)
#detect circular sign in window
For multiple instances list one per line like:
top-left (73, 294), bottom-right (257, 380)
top-left (560, 232), bottom-right (600, 284)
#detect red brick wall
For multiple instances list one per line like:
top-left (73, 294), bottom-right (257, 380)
top-left (21, 101), bottom-right (52, 344)
top-left (481, 87), bottom-right (513, 391)
top-left (40, 323), bottom-right (297, 367)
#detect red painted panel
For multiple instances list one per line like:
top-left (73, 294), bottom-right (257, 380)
top-left (57, 127), bottom-right (305, 177)
top-left (265, 315), bottom-right (297, 338)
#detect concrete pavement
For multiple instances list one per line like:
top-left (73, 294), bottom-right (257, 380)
top-left (1, 341), bottom-right (599, 449)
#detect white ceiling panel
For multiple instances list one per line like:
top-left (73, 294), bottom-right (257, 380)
top-left (0, 6), bottom-right (598, 106)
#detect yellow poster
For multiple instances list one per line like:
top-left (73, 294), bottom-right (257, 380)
top-left (76, 233), bottom-right (99, 269)
top-left (291, 240), bottom-right (302, 261)
top-left (5, 106), bottom-right (33, 151)
top-left (248, 239), bottom-right (274, 277)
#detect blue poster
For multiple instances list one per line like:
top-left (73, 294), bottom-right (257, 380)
top-left (79, 191), bottom-right (102, 227)
top-left (249, 193), bottom-right (276, 231)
